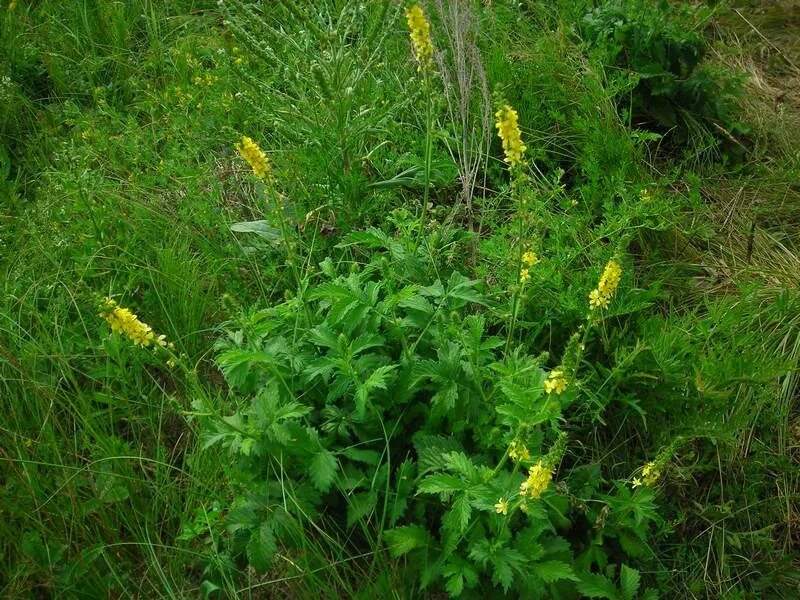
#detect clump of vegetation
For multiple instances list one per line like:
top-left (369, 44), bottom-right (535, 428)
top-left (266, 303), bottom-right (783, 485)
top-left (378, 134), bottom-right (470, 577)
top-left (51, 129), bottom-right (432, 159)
top-left (1, 0), bottom-right (798, 598)
top-left (581, 0), bottom-right (747, 156)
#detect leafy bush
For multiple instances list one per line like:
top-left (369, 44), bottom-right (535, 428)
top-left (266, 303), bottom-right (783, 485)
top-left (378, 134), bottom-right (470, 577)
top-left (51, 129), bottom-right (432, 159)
top-left (580, 0), bottom-right (745, 151)
top-left (200, 219), bottom-right (667, 596)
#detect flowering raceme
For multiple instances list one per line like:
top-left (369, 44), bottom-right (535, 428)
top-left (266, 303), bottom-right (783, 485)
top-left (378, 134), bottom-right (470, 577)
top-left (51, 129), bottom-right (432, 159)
top-left (495, 104), bottom-right (527, 168)
top-left (405, 4), bottom-right (433, 71)
top-left (589, 260), bottom-right (622, 310)
top-left (235, 136), bottom-right (272, 181)
top-left (519, 461), bottom-right (552, 500)
top-left (544, 369), bottom-right (568, 395)
top-left (99, 298), bottom-right (166, 348)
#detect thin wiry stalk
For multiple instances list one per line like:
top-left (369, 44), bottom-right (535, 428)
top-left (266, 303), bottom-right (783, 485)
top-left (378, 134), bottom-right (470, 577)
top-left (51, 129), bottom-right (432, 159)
top-left (432, 0), bottom-right (492, 234)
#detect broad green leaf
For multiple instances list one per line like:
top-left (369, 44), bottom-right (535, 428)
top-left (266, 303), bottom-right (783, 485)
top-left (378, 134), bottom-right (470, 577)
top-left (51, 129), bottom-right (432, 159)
top-left (576, 572), bottom-right (620, 599)
top-left (230, 220), bottom-right (281, 242)
top-left (417, 473), bottom-right (466, 495)
top-left (532, 560), bottom-right (577, 583)
top-left (620, 565), bottom-right (641, 600)
top-left (347, 491), bottom-right (378, 528)
top-left (383, 525), bottom-right (430, 557)
top-left (309, 448), bottom-right (338, 492)
top-left (246, 523), bottom-right (277, 572)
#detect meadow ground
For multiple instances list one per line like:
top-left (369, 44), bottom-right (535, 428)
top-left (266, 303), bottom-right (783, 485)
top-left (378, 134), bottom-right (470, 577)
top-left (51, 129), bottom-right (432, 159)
top-left (1, 1), bottom-right (799, 598)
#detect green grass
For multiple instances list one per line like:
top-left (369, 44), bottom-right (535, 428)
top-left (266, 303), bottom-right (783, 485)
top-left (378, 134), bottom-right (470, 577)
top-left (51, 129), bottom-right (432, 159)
top-left (1, 0), bottom-right (799, 597)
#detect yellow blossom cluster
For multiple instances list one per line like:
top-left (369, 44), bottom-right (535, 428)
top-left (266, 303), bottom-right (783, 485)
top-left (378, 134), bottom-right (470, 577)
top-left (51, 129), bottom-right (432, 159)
top-left (495, 104), bottom-right (527, 168)
top-left (544, 369), bottom-right (568, 395)
top-left (235, 136), bottom-right (273, 182)
top-left (494, 498), bottom-right (509, 515)
top-left (405, 4), bottom-right (433, 71)
top-left (519, 461), bottom-right (552, 500)
top-left (508, 441), bottom-right (531, 462)
top-left (522, 251), bottom-right (539, 267)
top-left (99, 298), bottom-right (166, 348)
top-left (642, 461), bottom-right (660, 485)
top-left (588, 260), bottom-right (622, 310)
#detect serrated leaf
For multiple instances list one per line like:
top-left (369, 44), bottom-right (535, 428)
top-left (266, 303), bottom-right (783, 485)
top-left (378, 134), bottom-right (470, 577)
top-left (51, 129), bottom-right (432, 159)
top-left (246, 523), bottom-right (277, 572)
top-left (532, 560), bottom-right (577, 583)
top-left (309, 448), bottom-right (338, 492)
top-left (443, 493), bottom-right (472, 534)
top-left (347, 491), bottom-right (377, 528)
top-left (383, 525), bottom-right (430, 557)
top-left (445, 572), bottom-right (464, 597)
top-left (417, 473), bottom-right (466, 495)
top-left (342, 447), bottom-right (381, 466)
top-left (620, 565), bottom-right (641, 600)
top-left (576, 572), bottom-right (620, 599)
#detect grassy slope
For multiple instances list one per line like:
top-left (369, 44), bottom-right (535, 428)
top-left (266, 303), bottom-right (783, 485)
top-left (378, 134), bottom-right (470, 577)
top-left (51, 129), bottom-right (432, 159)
top-left (0, 0), bottom-right (798, 597)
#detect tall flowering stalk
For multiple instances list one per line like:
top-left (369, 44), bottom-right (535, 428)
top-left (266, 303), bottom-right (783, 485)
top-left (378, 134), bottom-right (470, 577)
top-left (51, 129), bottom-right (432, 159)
top-left (405, 3), bottom-right (436, 249)
top-left (235, 135), bottom-right (303, 292)
top-left (495, 101), bottom-right (530, 353)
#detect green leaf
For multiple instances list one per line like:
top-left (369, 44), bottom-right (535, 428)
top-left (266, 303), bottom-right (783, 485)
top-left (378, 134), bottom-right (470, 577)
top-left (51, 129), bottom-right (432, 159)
top-left (230, 220), bottom-right (281, 242)
top-left (309, 448), bottom-right (338, 492)
top-left (347, 491), bottom-right (378, 528)
top-left (576, 572), bottom-right (620, 599)
top-left (383, 525), bottom-right (430, 557)
top-left (445, 572), bottom-right (464, 597)
top-left (490, 547), bottom-right (526, 593)
top-left (417, 474), bottom-right (466, 495)
top-left (532, 560), bottom-right (577, 583)
top-left (443, 493), bottom-right (472, 534)
top-left (246, 523), bottom-right (277, 572)
top-left (620, 565), bottom-right (641, 600)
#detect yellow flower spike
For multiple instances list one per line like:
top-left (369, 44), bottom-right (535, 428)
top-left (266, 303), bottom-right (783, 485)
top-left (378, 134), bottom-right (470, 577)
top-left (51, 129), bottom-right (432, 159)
top-left (641, 461), bottom-right (661, 486)
top-left (519, 461), bottom-right (552, 500)
top-left (494, 104), bottom-right (527, 168)
top-left (519, 268), bottom-right (530, 284)
top-left (99, 298), bottom-right (167, 349)
top-left (632, 477), bottom-right (643, 489)
top-left (543, 369), bottom-right (568, 395)
top-left (405, 4), bottom-right (434, 71)
top-left (521, 251), bottom-right (539, 267)
top-left (494, 498), bottom-right (509, 515)
top-left (235, 136), bottom-right (273, 182)
top-left (588, 259), bottom-right (622, 311)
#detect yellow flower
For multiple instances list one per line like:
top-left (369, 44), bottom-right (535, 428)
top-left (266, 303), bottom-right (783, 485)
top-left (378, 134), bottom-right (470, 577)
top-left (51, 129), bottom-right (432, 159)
top-left (509, 441), bottom-right (531, 462)
top-left (519, 268), bottom-right (530, 284)
top-left (494, 498), bottom-right (509, 515)
top-left (588, 260), bottom-right (622, 310)
top-left (641, 461), bottom-right (661, 486)
top-left (494, 104), bottom-right (527, 168)
top-left (405, 4), bottom-right (433, 71)
top-left (588, 288), bottom-right (609, 310)
top-left (519, 461), bottom-right (552, 500)
top-left (522, 251), bottom-right (539, 266)
top-left (235, 136), bottom-right (273, 181)
top-left (640, 188), bottom-right (651, 203)
top-left (543, 369), bottom-right (568, 395)
top-left (632, 477), bottom-right (643, 488)
top-left (99, 298), bottom-right (167, 348)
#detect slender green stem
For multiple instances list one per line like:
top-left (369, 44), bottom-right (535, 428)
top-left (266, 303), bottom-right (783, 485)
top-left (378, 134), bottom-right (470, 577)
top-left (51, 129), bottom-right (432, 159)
top-left (415, 72), bottom-right (435, 250)
top-left (505, 183), bottom-right (526, 355)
